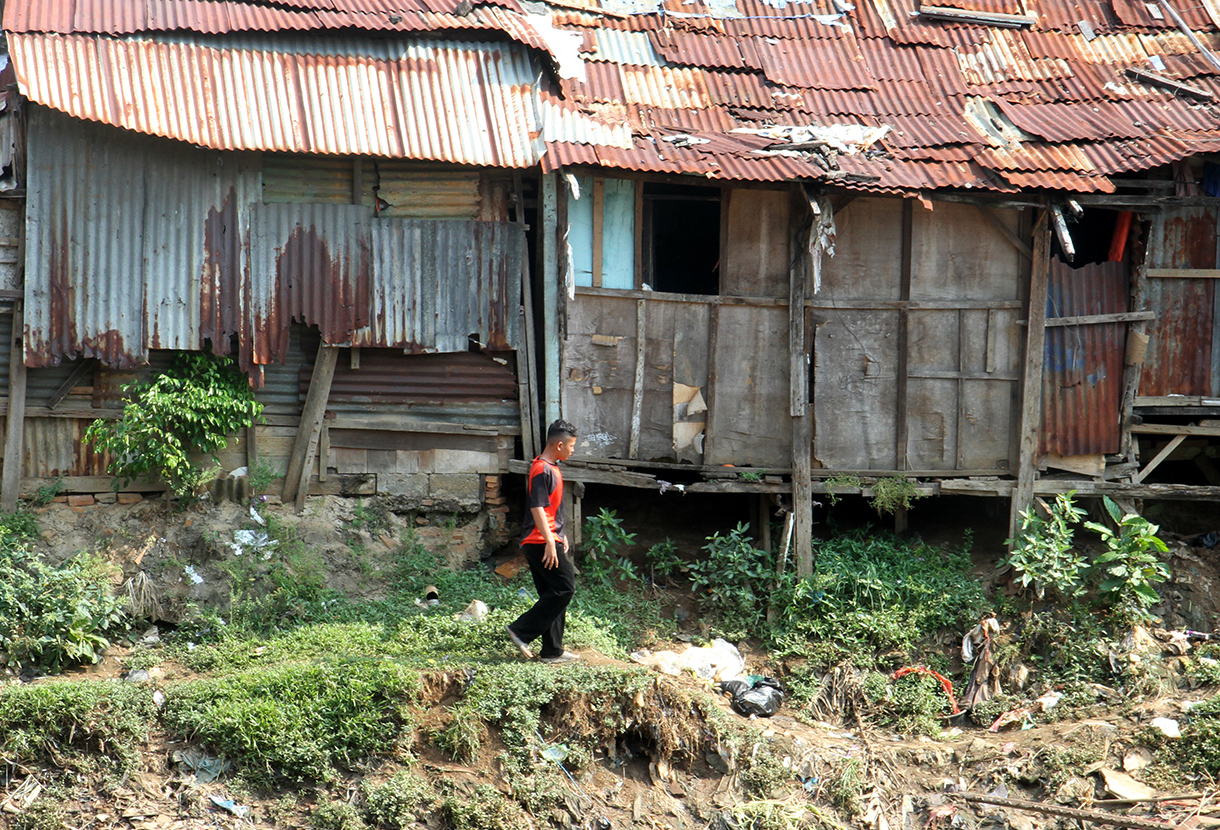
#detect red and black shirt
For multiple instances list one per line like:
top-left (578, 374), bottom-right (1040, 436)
top-left (520, 456), bottom-right (564, 546)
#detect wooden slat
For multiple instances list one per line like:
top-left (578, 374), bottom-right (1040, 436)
top-left (791, 186), bottom-right (813, 578)
top-left (1147, 268), bottom-right (1220, 278)
top-left (1131, 423), bottom-right (1220, 436)
top-left (1011, 209), bottom-right (1051, 541)
top-left (1042, 311), bottom-right (1156, 326)
top-left (46, 359), bottom-right (95, 410)
top-left (1, 303), bottom-right (26, 512)
top-left (977, 205), bottom-right (1032, 262)
top-left (282, 346), bottom-right (339, 509)
top-left (592, 177), bottom-right (604, 288)
top-left (628, 299), bottom-right (646, 458)
top-left (1133, 432), bottom-right (1188, 483)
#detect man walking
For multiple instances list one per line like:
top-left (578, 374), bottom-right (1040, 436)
top-left (506, 419), bottom-right (580, 664)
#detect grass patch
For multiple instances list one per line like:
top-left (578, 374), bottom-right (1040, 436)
top-left (162, 660), bottom-right (421, 785)
top-left (363, 771), bottom-right (438, 829)
top-left (0, 680), bottom-right (157, 771)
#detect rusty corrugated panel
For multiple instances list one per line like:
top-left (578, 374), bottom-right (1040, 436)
top-left (994, 98), bottom-right (1145, 141)
top-left (10, 32), bottom-right (543, 168)
top-left (978, 142), bottom-right (1097, 171)
top-left (20, 418), bottom-right (111, 477)
top-left (883, 114), bottom-right (979, 147)
top-left (648, 30), bottom-right (748, 69)
top-left (376, 163), bottom-right (484, 219)
top-left (358, 219), bottom-right (523, 352)
top-left (1140, 207), bottom-right (1219, 397)
top-left (618, 64), bottom-right (713, 108)
top-left (307, 350), bottom-right (518, 403)
top-left (1040, 259), bottom-right (1128, 457)
top-left (1000, 168), bottom-right (1115, 191)
top-left (633, 104), bottom-right (736, 132)
top-left (540, 94), bottom-right (636, 147)
top-left (247, 202), bottom-right (372, 367)
top-left (752, 36), bottom-right (876, 90)
top-left (2, 2), bottom-right (76, 33)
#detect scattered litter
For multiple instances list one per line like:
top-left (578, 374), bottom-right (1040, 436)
top-left (961, 616), bottom-right (1000, 662)
top-left (1124, 747), bottom-right (1153, 771)
top-left (962, 616), bottom-right (1002, 709)
top-left (1194, 531), bottom-right (1219, 549)
top-left (1151, 717), bottom-right (1181, 738)
top-left (630, 638), bottom-right (746, 681)
top-left (174, 748), bottom-right (232, 783)
top-left (1098, 767), bottom-right (1157, 800)
top-left (657, 480), bottom-right (686, 494)
top-left (1035, 691), bottom-right (1062, 711)
top-left (456, 600), bottom-right (489, 622)
top-left (989, 707), bottom-right (1033, 732)
top-left (719, 675), bottom-right (785, 717)
top-left (230, 529), bottom-right (278, 559)
top-left (209, 796), bottom-right (248, 818)
top-left (249, 505), bottom-right (265, 526)
top-left (893, 667), bottom-right (960, 715)
top-left (541, 743), bottom-right (570, 763)
top-left (0, 776), bottom-right (42, 814)
top-left (153, 690), bottom-right (166, 708)
top-left (424, 585), bottom-right (440, 603)
top-left (1001, 742), bottom-right (1016, 754)
top-left (229, 466), bottom-right (248, 479)
top-left (495, 554), bottom-right (528, 579)
top-left (183, 565), bottom-right (204, 585)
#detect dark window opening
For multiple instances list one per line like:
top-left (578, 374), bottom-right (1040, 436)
top-left (1052, 206), bottom-right (1127, 267)
top-left (643, 183), bottom-right (721, 295)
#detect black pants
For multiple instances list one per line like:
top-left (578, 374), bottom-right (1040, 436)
top-left (508, 542), bottom-right (576, 659)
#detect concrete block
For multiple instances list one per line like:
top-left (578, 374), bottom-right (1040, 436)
top-left (428, 473), bottom-right (482, 504)
top-left (430, 450), bottom-right (499, 474)
top-left (94, 492), bottom-right (118, 504)
top-left (379, 473), bottom-right (428, 497)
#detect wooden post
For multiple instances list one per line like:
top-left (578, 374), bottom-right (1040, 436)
top-left (540, 173), bottom-right (562, 427)
top-left (628, 298), bottom-right (646, 458)
top-left (894, 200), bottom-right (914, 534)
top-left (1010, 210), bottom-right (1052, 541)
top-left (513, 173), bottom-right (539, 461)
top-left (1, 302), bottom-right (26, 513)
top-left (283, 346), bottom-right (339, 510)
top-left (1119, 213), bottom-right (1160, 462)
top-left (791, 188), bottom-right (814, 578)
top-left (592, 177), bottom-right (604, 288)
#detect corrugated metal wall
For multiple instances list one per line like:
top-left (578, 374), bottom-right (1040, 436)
top-left (1040, 259), bottom-right (1128, 456)
top-left (1140, 207), bottom-right (1219, 397)
top-left (24, 107), bottom-right (524, 382)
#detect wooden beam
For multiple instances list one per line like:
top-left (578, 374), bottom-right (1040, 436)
top-left (540, 172), bottom-right (562, 426)
top-left (591, 177), bottom-right (604, 289)
top-left (508, 458), bottom-right (657, 488)
top-left (1124, 67), bottom-right (1214, 100)
top-left (895, 199), bottom-right (913, 473)
top-left (46, 359), bottom-right (94, 409)
top-left (1, 302), bottom-right (26, 512)
top-left (977, 205), bottom-right (1032, 262)
top-left (634, 181), bottom-right (644, 290)
top-left (282, 346), bottom-right (339, 509)
top-left (1131, 422), bottom-right (1220, 437)
top-left (1133, 433), bottom-right (1188, 483)
top-left (513, 171), bottom-right (538, 461)
top-left (1011, 210), bottom-right (1051, 541)
top-left (917, 5), bottom-right (1036, 24)
top-left (1036, 311), bottom-right (1156, 327)
top-left (1147, 268), bottom-right (1220, 278)
top-left (1121, 214), bottom-right (1159, 461)
top-left (1034, 480), bottom-right (1220, 500)
top-left (791, 186), bottom-right (814, 577)
top-left (318, 424), bottom-right (330, 483)
top-left (628, 299), bottom-right (646, 459)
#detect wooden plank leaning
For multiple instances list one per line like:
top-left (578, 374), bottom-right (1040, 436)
top-left (283, 346), bottom-right (340, 511)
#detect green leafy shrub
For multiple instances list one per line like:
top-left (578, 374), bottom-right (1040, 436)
top-left (580, 509), bottom-right (638, 587)
top-left (869, 476), bottom-right (924, 515)
top-left (312, 802), bottom-right (367, 830)
top-left (0, 544), bottom-right (128, 673)
top-left (1172, 695), bottom-right (1220, 778)
top-left (0, 680), bottom-right (157, 770)
top-left (11, 802), bottom-right (67, 830)
top-left (774, 531), bottom-right (983, 664)
top-left (363, 772), bottom-right (437, 829)
top-left (688, 523), bottom-right (771, 637)
top-left (440, 783), bottom-right (530, 830)
top-left (162, 660), bottom-right (421, 784)
top-left (85, 351), bottom-right (262, 500)
top-left (645, 538), bottom-right (683, 585)
top-left (1004, 491), bottom-right (1088, 600)
top-left (1084, 496), bottom-right (1170, 619)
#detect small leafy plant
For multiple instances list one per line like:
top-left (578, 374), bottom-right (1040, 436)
top-left (85, 351), bottom-right (262, 501)
top-left (687, 523), bottom-right (771, 637)
top-left (580, 509), bottom-right (639, 586)
top-left (645, 538), bottom-right (683, 585)
top-left (31, 476), bottom-right (66, 507)
top-left (1003, 491), bottom-right (1088, 601)
top-left (1084, 496), bottom-right (1170, 619)
top-left (869, 476), bottom-right (923, 515)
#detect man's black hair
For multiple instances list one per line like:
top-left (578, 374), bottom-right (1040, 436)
top-left (546, 419), bottom-right (578, 443)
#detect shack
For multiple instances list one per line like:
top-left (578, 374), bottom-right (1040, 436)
top-left (2, 0), bottom-right (1220, 568)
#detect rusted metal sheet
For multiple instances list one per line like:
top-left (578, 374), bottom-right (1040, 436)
top-left (1140, 207), bottom-right (1219, 397)
top-left (24, 109), bottom-right (523, 379)
top-left (9, 33), bottom-right (543, 167)
top-left (359, 219), bottom-right (523, 352)
top-left (1040, 260), bottom-right (1128, 457)
top-left (247, 202), bottom-right (371, 367)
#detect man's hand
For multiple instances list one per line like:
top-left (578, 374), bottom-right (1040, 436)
top-left (542, 538), bottom-right (559, 569)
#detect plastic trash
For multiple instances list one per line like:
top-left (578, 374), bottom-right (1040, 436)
top-left (630, 638), bottom-right (746, 681)
top-left (424, 585), bottom-right (440, 604)
top-left (183, 565), bottom-right (205, 585)
top-left (249, 504), bottom-right (266, 526)
top-left (231, 529), bottom-right (277, 559)
top-left (719, 676), bottom-right (785, 717)
top-left (1195, 531), bottom-right (1219, 548)
top-left (175, 748), bottom-right (232, 783)
top-left (456, 600), bottom-right (489, 622)
top-left (1151, 717), bottom-right (1181, 738)
top-left (209, 796), bottom-right (248, 818)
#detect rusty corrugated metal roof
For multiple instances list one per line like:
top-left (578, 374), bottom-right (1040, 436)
top-left (12, 0), bottom-right (1220, 194)
top-left (10, 32), bottom-right (543, 167)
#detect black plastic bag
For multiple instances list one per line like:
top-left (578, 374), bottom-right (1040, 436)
top-left (719, 676), bottom-right (784, 717)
